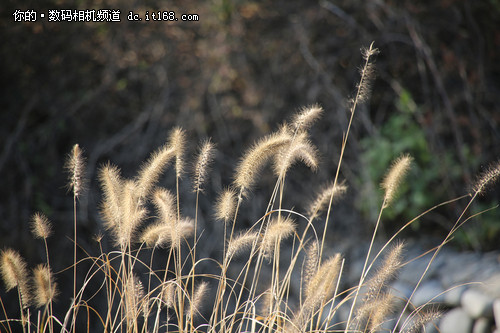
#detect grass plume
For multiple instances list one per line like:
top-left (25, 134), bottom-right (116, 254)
top-left (32, 264), bottom-right (57, 308)
top-left (193, 139), bottom-right (216, 193)
top-left (30, 212), bottom-right (52, 240)
top-left (234, 127), bottom-right (292, 194)
top-left (471, 159), bottom-right (500, 195)
top-left (381, 154), bottom-right (413, 208)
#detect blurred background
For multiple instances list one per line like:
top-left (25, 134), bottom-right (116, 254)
top-left (1, 0), bottom-right (499, 322)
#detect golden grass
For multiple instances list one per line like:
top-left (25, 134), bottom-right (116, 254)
top-left (0, 42), bottom-right (496, 333)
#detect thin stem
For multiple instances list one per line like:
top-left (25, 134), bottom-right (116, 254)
top-left (72, 196), bottom-right (77, 333)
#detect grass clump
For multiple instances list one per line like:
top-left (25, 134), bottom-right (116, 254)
top-left (0, 43), bottom-right (497, 333)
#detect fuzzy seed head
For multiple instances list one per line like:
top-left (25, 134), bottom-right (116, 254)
top-left (304, 253), bottom-right (341, 304)
top-left (351, 43), bottom-right (379, 107)
top-left (353, 293), bottom-right (393, 333)
top-left (65, 144), bottom-right (86, 198)
top-left (33, 264), bottom-right (57, 307)
top-left (291, 104), bottom-right (323, 132)
top-left (188, 281), bottom-right (209, 319)
top-left (170, 218), bottom-right (195, 248)
top-left (0, 249), bottom-right (31, 307)
top-left (364, 242), bottom-right (404, 302)
top-left (273, 132), bottom-right (319, 178)
top-left (261, 216), bottom-right (296, 259)
top-left (303, 240), bottom-right (319, 292)
top-left (215, 188), bottom-right (237, 222)
top-left (402, 309), bottom-right (442, 333)
top-left (136, 145), bottom-right (175, 199)
top-left (118, 180), bottom-right (147, 247)
top-left (307, 182), bottom-right (348, 221)
top-left (153, 188), bottom-right (177, 225)
top-left (381, 154), bottom-right (413, 208)
top-left (472, 160), bottom-right (500, 195)
top-left (193, 139), bottom-right (216, 193)
top-left (140, 223), bottom-right (173, 248)
top-left (161, 281), bottom-right (177, 309)
top-left (168, 127), bottom-right (186, 178)
top-left (125, 274), bottom-right (145, 319)
top-left (99, 163), bottom-right (123, 231)
top-left (31, 212), bottom-right (52, 239)
top-left (226, 232), bottom-right (259, 259)
top-left (234, 128), bottom-right (292, 193)
top-left (295, 253), bottom-right (341, 330)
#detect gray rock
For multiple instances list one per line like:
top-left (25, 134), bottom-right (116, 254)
top-left (439, 308), bottom-right (473, 333)
top-left (412, 280), bottom-right (445, 307)
top-left (391, 281), bottom-right (413, 300)
top-left (462, 289), bottom-right (494, 318)
top-left (472, 317), bottom-right (491, 333)
top-left (444, 285), bottom-right (468, 307)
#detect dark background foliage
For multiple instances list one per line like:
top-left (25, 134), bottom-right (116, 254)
top-left (1, 0), bottom-right (499, 321)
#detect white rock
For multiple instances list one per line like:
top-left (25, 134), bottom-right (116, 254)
top-left (444, 285), bottom-right (468, 307)
top-left (473, 317), bottom-right (491, 333)
top-left (439, 308), bottom-right (473, 333)
top-left (462, 289), bottom-right (494, 318)
top-left (412, 280), bottom-right (445, 307)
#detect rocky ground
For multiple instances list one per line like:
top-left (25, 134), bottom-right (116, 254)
top-left (337, 239), bottom-right (500, 333)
